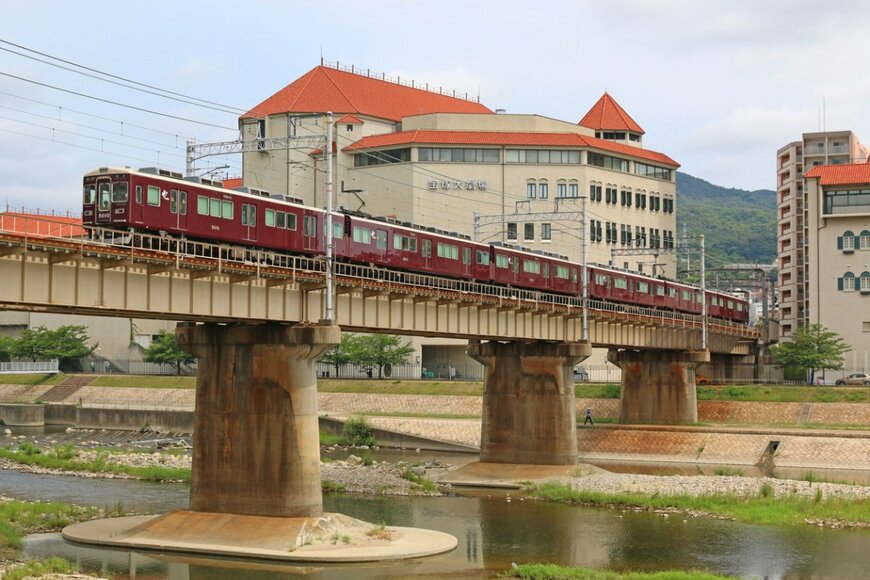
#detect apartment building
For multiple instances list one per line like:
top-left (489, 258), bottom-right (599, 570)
top-left (776, 131), bottom-right (868, 338)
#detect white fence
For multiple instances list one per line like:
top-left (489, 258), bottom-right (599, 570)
top-left (0, 359), bottom-right (59, 374)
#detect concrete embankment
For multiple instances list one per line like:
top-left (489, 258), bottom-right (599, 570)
top-left (3, 385), bottom-right (870, 470)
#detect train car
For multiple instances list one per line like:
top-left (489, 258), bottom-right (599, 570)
top-left (83, 167), bottom-right (750, 324)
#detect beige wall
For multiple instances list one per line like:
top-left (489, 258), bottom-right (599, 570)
top-left (805, 177), bottom-right (870, 371)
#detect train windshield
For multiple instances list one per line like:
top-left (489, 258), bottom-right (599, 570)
top-left (83, 184), bottom-right (96, 204)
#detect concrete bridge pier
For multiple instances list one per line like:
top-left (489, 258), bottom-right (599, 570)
top-left (608, 349), bottom-right (709, 425)
top-left (468, 340), bottom-right (591, 465)
top-left (176, 321), bottom-right (340, 517)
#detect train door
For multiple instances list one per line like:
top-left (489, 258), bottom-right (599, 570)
top-left (374, 228), bottom-right (387, 261)
top-left (511, 255), bottom-right (520, 284)
top-left (241, 203), bottom-right (257, 242)
top-left (132, 185), bottom-right (144, 224)
top-left (421, 239), bottom-right (432, 269)
top-left (542, 262), bottom-right (550, 291)
top-left (462, 246), bottom-right (471, 277)
top-left (303, 214), bottom-right (318, 252)
top-left (177, 190), bottom-right (188, 230)
top-left (96, 177), bottom-right (112, 224)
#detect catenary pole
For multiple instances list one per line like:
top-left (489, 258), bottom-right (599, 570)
top-left (325, 112), bottom-right (334, 322)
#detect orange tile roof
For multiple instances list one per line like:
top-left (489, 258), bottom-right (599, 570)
top-left (243, 66), bottom-right (493, 122)
top-left (337, 114), bottom-right (364, 124)
top-left (0, 211), bottom-right (84, 238)
top-left (578, 93), bottom-right (645, 134)
top-left (804, 163), bottom-right (870, 185)
top-left (343, 130), bottom-right (678, 167)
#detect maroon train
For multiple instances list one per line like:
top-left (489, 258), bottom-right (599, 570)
top-left (82, 166), bottom-right (749, 323)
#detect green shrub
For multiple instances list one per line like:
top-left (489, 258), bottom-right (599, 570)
top-left (342, 415), bottom-right (375, 447)
top-left (759, 483), bottom-right (773, 498)
top-left (17, 442), bottom-right (41, 456)
top-left (4, 558), bottom-right (76, 580)
top-left (51, 443), bottom-right (76, 461)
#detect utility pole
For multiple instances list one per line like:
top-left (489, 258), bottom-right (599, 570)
top-left (700, 234), bottom-right (707, 351)
top-left (325, 112), bottom-right (334, 323)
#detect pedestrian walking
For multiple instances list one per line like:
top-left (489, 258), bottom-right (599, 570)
top-left (584, 407), bottom-right (593, 426)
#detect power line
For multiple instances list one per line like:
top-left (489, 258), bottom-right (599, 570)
top-left (0, 38), bottom-right (246, 114)
top-left (0, 71), bottom-right (238, 132)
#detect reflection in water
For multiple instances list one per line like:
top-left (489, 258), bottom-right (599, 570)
top-left (8, 465), bottom-right (870, 578)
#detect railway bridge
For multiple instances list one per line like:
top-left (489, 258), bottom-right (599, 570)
top-left (0, 213), bottom-right (757, 518)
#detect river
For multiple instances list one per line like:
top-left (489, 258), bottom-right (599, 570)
top-left (4, 466), bottom-right (870, 579)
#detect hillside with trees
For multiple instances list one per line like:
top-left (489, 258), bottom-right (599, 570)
top-left (676, 173), bottom-right (776, 269)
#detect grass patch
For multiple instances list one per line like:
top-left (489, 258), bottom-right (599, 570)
top-left (526, 481), bottom-right (870, 527)
top-left (501, 563), bottom-right (734, 579)
top-left (317, 379), bottom-right (483, 396)
top-left (322, 479), bottom-right (346, 493)
top-left (0, 499), bottom-right (99, 559)
top-left (401, 467), bottom-right (439, 493)
top-left (89, 375), bottom-right (196, 389)
top-left (363, 410), bottom-right (481, 419)
top-left (696, 385), bottom-right (870, 403)
top-left (713, 467), bottom-right (744, 477)
top-left (0, 445), bottom-right (190, 482)
top-left (320, 429), bottom-right (348, 446)
top-left (576, 384), bottom-right (621, 399)
top-left (3, 557), bottom-right (79, 580)
top-left (0, 373), bottom-right (65, 386)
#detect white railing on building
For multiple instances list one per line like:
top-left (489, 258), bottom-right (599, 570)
top-left (0, 359), bottom-right (59, 374)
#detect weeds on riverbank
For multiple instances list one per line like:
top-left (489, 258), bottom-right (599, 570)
top-left (3, 557), bottom-right (79, 580)
top-left (501, 563), bottom-right (734, 579)
top-left (0, 499), bottom-right (99, 559)
top-left (0, 445), bottom-right (191, 482)
top-left (400, 467), bottom-right (439, 493)
top-left (526, 482), bottom-right (870, 527)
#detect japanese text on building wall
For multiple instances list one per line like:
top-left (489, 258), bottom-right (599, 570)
top-left (428, 180), bottom-right (487, 191)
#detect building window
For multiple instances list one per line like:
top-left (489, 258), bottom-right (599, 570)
top-left (862, 272), bottom-right (870, 292)
top-left (589, 184), bottom-right (602, 202)
top-left (823, 188), bottom-right (870, 215)
top-left (527, 183), bottom-right (537, 199)
top-left (635, 192), bottom-right (646, 209)
top-left (621, 189), bottom-right (632, 207)
top-left (634, 162), bottom-right (672, 181)
top-left (505, 149), bottom-right (580, 164)
top-left (557, 183), bottom-right (567, 198)
top-left (507, 222), bottom-right (517, 241)
top-left (605, 187), bottom-right (617, 204)
top-left (353, 148), bottom-right (410, 167)
top-left (524, 223), bottom-right (535, 241)
top-left (588, 152), bottom-right (629, 172)
top-left (539, 182), bottom-right (549, 199)
top-left (842, 273), bottom-right (856, 292)
top-left (418, 147), bottom-right (499, 163)
top-left (861, 231), bottom-right (870, 250)
top-left (569, 183), bottom-right (578, 198)
top-left (840, 231), bottom-right (856, 252)
top-left (541, 223), bottom-right (552, 241)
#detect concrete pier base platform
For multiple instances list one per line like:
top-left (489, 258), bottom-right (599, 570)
top-left (62, 510), bottom-right (457, 562)
top-left (440, 461), bottom-right (602, 488)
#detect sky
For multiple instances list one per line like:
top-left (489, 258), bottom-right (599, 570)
top-left (3, 0), bottom-right (870, 213)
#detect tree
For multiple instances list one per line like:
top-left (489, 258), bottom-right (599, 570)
top-left (143, 330), bottom-right (196, 375)
top-left (351, 334), bottom-right (414, 379)
top-left (11, 325), bottom-right (96, 371)
top-left (768, 323), bottom-right (850, 384)
top-left (318, 333), bottom-right (357, 378)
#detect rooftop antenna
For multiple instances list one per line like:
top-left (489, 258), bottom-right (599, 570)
top-left (823, 97), bottom-right (826, 133)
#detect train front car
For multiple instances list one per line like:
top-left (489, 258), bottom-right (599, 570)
top-left (82, 167), bottom-right (133, 228)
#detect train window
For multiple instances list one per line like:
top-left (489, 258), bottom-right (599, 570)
top-left (248, 206), bottom-right (256, 227)
top-left (210, 198), bottom-right (221, 218)
top-left (147, 185), bottom-right (160, 206)
top-left (332, 222), bottom-right (342, 239)
top-left (496, 254), bottom-right (509, 269)
top-left (555, 266), bottom-right (568, 279)
top-left (682, 290), bottom-right (691, 301)
top-left (571, 269), bottom-right (578, 283)
top-left (169, 190), bottom-right (177, 214)
top-left (476, 250), bottom-right (490, 265)
top-left (436, 242), bottom-right (457, 259)
top-left (462, 247), bottom-right (471, 265)
top-left (135, 186), bottom-right (142, 204)
top-left (595, 273), bottom-right (608, 286)
top-left (303, 215), bottom-right (317, 237)
top-left (523, 260), bottom-right (540, 274)
top-left (83, 184), bottom-right (96, 204)
top-left (656, 285), bottom-right (665, 296)
top-left (265, 209), bottom-right (276, 227)
top-left (98, 182), bottom-right (112, 209)
top-left (422, 239), bottom-right (431, 258)
top-left (222, 200), bottom-right (233, 220)
top-left (543, 263), bottom-right (549, 278)
top-left (112, 182), bottom-right (129, 203)
top-left (179, 191), bottom-right (187, 215)
top-left (512, 257), bottom-right (519, 273)
top-left (395, 234), bottom-right (418, 252)
top-left (736, 302), bottom-right (743, 311)
top-left (637, 281), bottom-right (648, 293)
top-left (197, 196), bottom-right (209, 215)
top-left (286, 213), bottom-right (297, 231)
top-left (276, 212), bottom-right (285, 229)
top-left (375, 229), bottom-right (387, 250)
top-left (352, 226), bottom-right (370, 244)
top-left (727, 300), bottom-right (734, 309)
top-left (668, 288), bottom-right (676, 298)
top-left (614, 277), bottom-right (627, 290)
